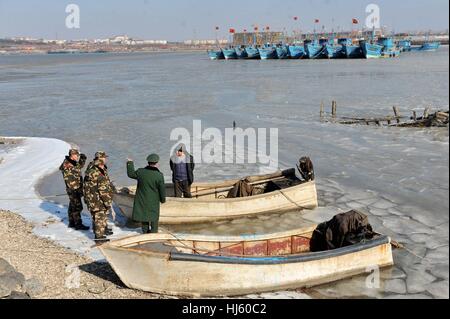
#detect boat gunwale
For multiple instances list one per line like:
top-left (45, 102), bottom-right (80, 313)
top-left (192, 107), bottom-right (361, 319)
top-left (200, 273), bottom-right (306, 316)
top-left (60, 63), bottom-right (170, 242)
top-left (104, 225), bottom-right (319, 250)
top-left (100, 234), bottom-right (391, 266)
top-left (169, 236), bottom-right (391, 265)
top-left (115, 180), bottom-right (317, 204)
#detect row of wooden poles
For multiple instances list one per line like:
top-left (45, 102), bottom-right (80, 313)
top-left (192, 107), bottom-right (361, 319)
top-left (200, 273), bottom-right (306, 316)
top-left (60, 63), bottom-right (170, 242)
top-left (320, 100), bottom-right (435, 126)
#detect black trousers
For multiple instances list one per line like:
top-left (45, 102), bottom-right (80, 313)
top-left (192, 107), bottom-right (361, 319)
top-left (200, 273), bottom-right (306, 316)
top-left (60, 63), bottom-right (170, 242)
top-left (174, 180), bottom-right (192, 198)
top-left (142, 221), bottom-right (158, 234)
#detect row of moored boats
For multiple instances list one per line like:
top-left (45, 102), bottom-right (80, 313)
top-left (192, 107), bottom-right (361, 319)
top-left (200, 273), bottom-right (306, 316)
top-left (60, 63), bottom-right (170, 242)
top-left (208, 37), bottom-right (441, 60)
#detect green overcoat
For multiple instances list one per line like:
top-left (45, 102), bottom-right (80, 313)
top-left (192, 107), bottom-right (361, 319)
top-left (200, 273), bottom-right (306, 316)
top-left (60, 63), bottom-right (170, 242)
top-left (127, 161), bottom-right (166, 223)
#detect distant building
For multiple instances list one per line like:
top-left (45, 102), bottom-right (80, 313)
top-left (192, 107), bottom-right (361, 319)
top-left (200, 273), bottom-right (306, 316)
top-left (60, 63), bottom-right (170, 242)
top-left (184, 39), bottom-right (228, 46)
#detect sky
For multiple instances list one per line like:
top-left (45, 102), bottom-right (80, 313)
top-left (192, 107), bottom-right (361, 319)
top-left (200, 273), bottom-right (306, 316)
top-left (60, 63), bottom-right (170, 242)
top-left (0, 0), bottom-right (448, 41)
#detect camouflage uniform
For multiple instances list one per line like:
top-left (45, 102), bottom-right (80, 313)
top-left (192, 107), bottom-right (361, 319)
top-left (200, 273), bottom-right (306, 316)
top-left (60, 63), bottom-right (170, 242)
top-left (84, 159), bottom-right (113, 239)
top-left (59, 151), bottom-right (87, 227)
top-left (86, 152), bottom-right (116, 228)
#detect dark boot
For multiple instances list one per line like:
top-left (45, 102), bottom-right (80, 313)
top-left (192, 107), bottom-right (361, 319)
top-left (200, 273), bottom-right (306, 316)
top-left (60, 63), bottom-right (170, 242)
top-left (75, 223), bottom-right (90, 231)
top-left (94, 236), bottom-right (110, 246)
top-left (105, 227), bottom-right (114, 236)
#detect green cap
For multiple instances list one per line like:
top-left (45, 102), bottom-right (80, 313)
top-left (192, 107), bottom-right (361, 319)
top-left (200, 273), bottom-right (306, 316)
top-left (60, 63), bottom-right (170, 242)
top-left (147, 154), bottom-right (160, 163)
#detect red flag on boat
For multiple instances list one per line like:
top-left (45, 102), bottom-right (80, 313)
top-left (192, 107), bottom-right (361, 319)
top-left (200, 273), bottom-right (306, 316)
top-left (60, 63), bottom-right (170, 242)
top-left (243, 29), bottom-right (247, 33)
top-left (314, 19), bottom-right (320, 24)
top-left (254, 26), bottom-right (259, 31)
top-left (229, 28), bottom-right (235, 34)
top-left (352, 18), bottom-right (359, 24)
top-left (265, 26), bottom-right (270, 31)
top-left (215, 26), bottom-right (220, 31)
top-left (294, 16), bottom-right (299, 21)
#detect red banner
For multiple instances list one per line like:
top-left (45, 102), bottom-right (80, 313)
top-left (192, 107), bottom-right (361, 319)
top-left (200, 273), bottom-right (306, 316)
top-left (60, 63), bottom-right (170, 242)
top-left (229, 28), bottom-right (235, 34)
top-left (314, 19), bottom-right (320, 24)
top-left (352, 18), bottom-right (359, 24)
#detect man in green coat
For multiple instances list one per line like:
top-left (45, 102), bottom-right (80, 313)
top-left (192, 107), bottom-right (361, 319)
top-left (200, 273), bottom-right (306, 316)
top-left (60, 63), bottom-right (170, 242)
top-left (127, 154), bottom-right (166, 234)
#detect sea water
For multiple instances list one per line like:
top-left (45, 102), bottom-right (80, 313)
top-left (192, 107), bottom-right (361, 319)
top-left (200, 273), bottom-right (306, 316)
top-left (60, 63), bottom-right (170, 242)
top-left (0, 49), bottom-right (448, 298)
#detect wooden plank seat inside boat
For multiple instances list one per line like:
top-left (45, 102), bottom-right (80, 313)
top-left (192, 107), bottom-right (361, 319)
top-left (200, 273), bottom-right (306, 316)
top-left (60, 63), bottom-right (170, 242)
top-left (119, 169), bottom-right (301, 200)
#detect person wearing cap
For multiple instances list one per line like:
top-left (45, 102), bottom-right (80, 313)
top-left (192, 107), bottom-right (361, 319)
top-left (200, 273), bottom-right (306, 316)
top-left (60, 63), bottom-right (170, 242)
top-left (127, 154), bottom-right (166, 234)
top-left (85, 151), bottom-right (115, 236)
top-left (59, 149), bottom-right (90, 230)
top-left (169, 143), bottom-right (195, 198)
top-left (84, 157), bottom-right (114, 243)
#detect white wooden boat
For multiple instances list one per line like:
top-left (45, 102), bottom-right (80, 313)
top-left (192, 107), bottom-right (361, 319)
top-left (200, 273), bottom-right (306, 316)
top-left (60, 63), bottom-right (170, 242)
top-left (99, 223), bottom-right (394, 297)
top-left (114, 169), bottom-right (318, 224)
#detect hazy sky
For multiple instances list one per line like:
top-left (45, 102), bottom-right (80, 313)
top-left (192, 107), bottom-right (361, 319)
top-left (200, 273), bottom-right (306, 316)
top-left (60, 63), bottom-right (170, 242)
top-left (0, 0), bottom-right (448, 40)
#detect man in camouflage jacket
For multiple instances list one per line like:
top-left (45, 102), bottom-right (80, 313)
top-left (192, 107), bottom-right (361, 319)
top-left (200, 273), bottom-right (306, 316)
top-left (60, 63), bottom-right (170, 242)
top-left (86, 151), bottom-right (115, 236)
top-left (59, 149), bottom-right (90, 230)
top-left (84, 157), bottom-right (114, 243)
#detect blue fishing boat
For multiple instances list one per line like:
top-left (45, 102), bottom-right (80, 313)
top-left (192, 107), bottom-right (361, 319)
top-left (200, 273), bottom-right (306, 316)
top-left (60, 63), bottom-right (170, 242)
top-left (419, 42), bottom-right (441, 51)
top-left (318, 39), bottom-right (334, 59)
top-left (359, 40), bottom-right (383, 59)
top-left (275, 45), bottom-right (290, 59)
top-left (304, 39), bottom-right (324, 59)
top-left (338, 38), bottom-right (362, 58)
top-left (288, 45), bottom-right (306, 59)
top-left (235, 46), bottom-right (248, 59)
top-left (398, 40), bottom-right (412, 52)
top-left (259, 45), bottom-right (278, 60)
top-left (208, 49), bottom-right (224, 60)
top-left (245, 46), bottom-right (261, 59)
top-left (378, 37), bottom-right (401, 58)
top-left (222, 47), bottom-right (238, 60)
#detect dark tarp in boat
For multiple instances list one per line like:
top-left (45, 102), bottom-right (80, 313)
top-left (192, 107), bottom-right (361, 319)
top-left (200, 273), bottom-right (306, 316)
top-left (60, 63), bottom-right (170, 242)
top-left (310, 210), bottom-right (375, 252)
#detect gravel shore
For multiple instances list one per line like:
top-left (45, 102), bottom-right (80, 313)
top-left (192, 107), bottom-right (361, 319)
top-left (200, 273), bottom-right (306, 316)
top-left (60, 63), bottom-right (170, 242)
top-left (0, 210), bottom-right (169, 299)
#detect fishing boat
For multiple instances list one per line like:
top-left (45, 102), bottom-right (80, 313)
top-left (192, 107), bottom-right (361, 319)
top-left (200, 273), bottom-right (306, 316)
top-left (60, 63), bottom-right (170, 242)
top-left (222, 47), bottom-right (238, 60)
top-left (377, 37), bottom-right (401, 58)
top-left (245, 46), bottom-right (261, 59)
top-left (114, 168), bottom-right (318, 224)
top-left (338, 38), bottom-right (362, 59)
top-left (359, 40), bottom-right (383, 59)
top-left (207, 49), bottom-right (224, 60)
top-left (259, 45), bottom-right (278, 60)
top-left (419, 41), bottom-right (441, 51)
top-left (99, 215), bottom-right (394, 297)
top-left (304, 39), bottom-right (323, 59)
top-left (275, 45), bottom-right (290, 59)
top-left (288, 45), bottom-right (306, 59)
top-left (397, 40), bottom-right (412, 52)
top-left (235, 46), bottom-right (248, 59)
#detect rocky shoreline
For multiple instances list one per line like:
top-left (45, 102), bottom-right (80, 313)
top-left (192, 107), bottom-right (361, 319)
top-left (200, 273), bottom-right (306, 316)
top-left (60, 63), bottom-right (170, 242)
top-left (0, 210), bottom-right (167, 299)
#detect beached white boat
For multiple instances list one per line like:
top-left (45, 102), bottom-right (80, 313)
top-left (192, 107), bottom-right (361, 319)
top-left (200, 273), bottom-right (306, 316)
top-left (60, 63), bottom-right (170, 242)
top-left (99, 222), bottom-right (394, 297)
top-left (114, 169), bottom-right (318, 224)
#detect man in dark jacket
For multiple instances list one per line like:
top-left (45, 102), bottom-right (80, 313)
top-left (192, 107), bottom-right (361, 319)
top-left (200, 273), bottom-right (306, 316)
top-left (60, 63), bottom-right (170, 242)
top-left (127, 154), bottom-right (166, 234)
top-left (59, 149), bottom-right (89, 230)
top-left (169, 144), bottom-right (195, 198)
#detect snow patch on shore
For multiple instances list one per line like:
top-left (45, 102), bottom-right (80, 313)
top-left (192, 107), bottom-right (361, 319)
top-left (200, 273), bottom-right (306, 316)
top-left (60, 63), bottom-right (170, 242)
top-left (0, 137), bottom-right (138, 261)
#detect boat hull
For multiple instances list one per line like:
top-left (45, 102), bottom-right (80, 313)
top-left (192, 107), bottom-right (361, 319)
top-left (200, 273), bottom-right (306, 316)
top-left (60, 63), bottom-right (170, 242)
top-left (223, 48), bottom-right (238, 60)
top-left (208, 50), bottom-right (224, 60)
top-left (360, 42), bottom-right (383, 59)
top-left (114, 179), bottom-right (318, 224)
top-left (420, 42), bottom-right (441, 51)
top-left (235, 47), bottom-right (248, 59)
top-left (305, 44), bottom-right (325, 59)
top-left (288, 45), bottom-right (306, 59)
top-left (275, 46), bottom-right (290, 59)
top-left (259, 47), bottom-right (278, 60)
top-left (99, 230), bottom-right (393, 297)
top-left (245, 47), bottom-right (260, 59)
top-left (344, 45), bottom-right (363, 58)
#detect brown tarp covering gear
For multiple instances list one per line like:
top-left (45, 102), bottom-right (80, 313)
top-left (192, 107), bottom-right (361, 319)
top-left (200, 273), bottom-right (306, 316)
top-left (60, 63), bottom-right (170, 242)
top-left (227, 179), bottom-right (259, 198)
top-left (310, 210), bottom-right (375, 252)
